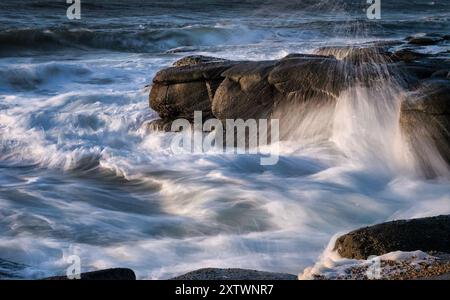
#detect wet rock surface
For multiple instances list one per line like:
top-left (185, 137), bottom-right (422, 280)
top-left (334, 215), bottom-right (450, 260)
top-left (400, 78), bottom-right (450, 171)
top-left (150, 56), bottom-right (241, 120)
top-left (407, 34), bottom-right (444, 46)
top-left (170, 268), bottom-right (297, 280)
top-left (148, 33), bottom-right (450, 173)
top-left (308, 252), bottom-right (450, 280)
top-left (149, 34), bottom-right (449, 123)
top-left (149, 54), bottom-right (348, 126)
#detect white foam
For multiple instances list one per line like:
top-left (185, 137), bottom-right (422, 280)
top-left (1, 33), bottom-right (450, 279)
top-left (299, 243), bottom-right (436, 280)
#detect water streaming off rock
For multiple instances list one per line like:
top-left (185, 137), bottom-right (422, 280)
top-left (0, 0), bottom-right (449, 279)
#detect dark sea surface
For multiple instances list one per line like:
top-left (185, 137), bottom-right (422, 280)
top-left (0, 0), bottom-right (449, 279)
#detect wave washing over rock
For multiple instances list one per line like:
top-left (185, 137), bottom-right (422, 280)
top-left (0, 0), bottom-right (450, 280)
top-left (300, 215), bottom-right (450, 280)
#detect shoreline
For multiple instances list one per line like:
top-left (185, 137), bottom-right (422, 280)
top-left (2, 214), bottom-right (445, 280)
top-left (1, 32), bottom-right (449, 281)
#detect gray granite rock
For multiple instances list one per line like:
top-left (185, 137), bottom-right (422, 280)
top-left (334, 215), bottom-right (450, 260)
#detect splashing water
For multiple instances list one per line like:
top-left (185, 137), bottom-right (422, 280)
top-left (0, 0), bottom-right (449, 279)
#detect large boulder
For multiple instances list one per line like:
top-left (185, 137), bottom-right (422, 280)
top-left (149, 55), bottom-right (240, 120)
top-left (268, 55), bottom-right (344, 98)
top-left (211, 60), bottom-right (278, 120)
top-left (149, 54), bottom-right (350, 125)
top-left (334, 215), bottom-right (450, 260)
top-left (148, 42), bottom-right (450, 169)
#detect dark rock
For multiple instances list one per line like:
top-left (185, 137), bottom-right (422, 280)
top-left (170, 268), bottom-right (297, 280)
top-left (212, 60), bottom-right (278, 120)
top-left (149, 54), bottom-right (351, 123)
top-left (395, 58), bottom-right (450, 89)
top-left (150, 80), bottom-right (213, 120)
top-left (172, 55), bottom-right (228, 67)
top-left (390, 49), bottom-right (427, 62)
top-left (149, 56), bottom-right (240, 120)
top-left (43, 268), bottom-right (136, 280)
top-left (148, 45), bottom-right (450, 147)
top-left (334, 215), bottom-right (450, 259)
top-left (402, 79), bottom-right (450, 114)
top-left (407, 36), bottom-right (443, 46)
top-left (152, 62), bottom-right (234, 84)
top-left (401, 65), bottom-right (438, 80)
top-left (431, 69), bottom-right (450, 79)
top-left (268, 56), bottom-right (344, 98)
top-left (400, 79), bottom-right (450, 169)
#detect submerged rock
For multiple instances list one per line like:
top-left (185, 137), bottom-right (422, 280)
top-left (334, 215), bottom-right (450, 260)
top-left (170, 268), bottom-right (297, 280)
top-left (43, 268), bottom-right (136, 280)
top-left (407, 36), bottom-right (443, 46)
top-left (390, 49), bottom-right (427, 62)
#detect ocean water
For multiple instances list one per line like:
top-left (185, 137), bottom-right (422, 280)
top-left (0, 0), bottom-right (450, 279)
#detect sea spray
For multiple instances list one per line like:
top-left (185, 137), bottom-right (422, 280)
top-left (0, 0), bottom-right (449, 280)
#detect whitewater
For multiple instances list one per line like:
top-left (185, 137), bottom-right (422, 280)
top-left (0, 0), bottom-right (449, 279)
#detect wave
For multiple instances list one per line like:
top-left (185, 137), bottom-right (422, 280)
top-left (1, 16), bottom-right (447, 56)
top-left (1, 0), bottom-right (449, 280)
top-left (0, 25), bottom-right (268, 55)
top-left (0, 62), bottom-right (91, 91)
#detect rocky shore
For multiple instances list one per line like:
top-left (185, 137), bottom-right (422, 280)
top-left (301, 215), bottom-right (450, 280)
top-left (34, 268), bottom-right (296, 281)
top-left (144, 34), bottom-right (450, 280)
top-left (334, 215), bottom-right (450, 259)
top-left (2, 34), bottom-right (449, 282)
top-left (303, 251), bottom-right (450, 280)
top-left (148, 33), bottom-right (450, 171)
top-left (1, 215), bottom-right (448, 280)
